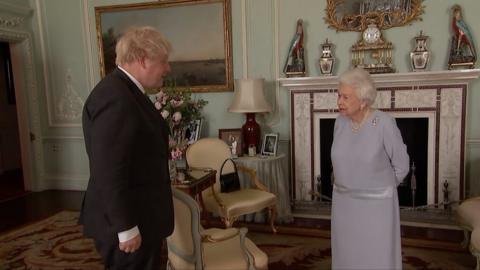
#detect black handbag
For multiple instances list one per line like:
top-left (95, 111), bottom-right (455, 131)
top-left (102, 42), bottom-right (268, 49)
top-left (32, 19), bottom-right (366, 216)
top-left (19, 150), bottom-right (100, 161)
top-left (219, 158), bottom-right (241, 193)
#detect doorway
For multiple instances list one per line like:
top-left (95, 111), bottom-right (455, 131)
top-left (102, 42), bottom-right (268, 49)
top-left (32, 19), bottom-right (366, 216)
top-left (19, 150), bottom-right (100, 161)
top-left (0, 41), bottom-right (27, 201)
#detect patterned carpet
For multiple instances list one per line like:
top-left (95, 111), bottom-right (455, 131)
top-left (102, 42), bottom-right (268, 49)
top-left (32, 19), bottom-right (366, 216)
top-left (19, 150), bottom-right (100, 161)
top-left (0, 211), bottom-right (476, 269)
top-left (249, 232), bottom-right (476, 270)
top-left (0, 211), bottom-right (103, 269)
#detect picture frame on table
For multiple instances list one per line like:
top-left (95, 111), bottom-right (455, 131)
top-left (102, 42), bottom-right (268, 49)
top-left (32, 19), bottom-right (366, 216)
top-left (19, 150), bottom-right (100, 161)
top-left (186, 119), bottom-right (203, 145)
top-left (94, 0), bottom-right (233, 93)
top-left (261, 133), bottom-right (278, 156)
top-left (218, 128), bottom-right (243, 157)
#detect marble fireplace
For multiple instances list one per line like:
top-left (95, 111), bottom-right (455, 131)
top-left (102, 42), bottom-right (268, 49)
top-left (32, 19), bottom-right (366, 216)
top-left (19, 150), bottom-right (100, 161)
top-left (279, 70), bottom-right (480, 209)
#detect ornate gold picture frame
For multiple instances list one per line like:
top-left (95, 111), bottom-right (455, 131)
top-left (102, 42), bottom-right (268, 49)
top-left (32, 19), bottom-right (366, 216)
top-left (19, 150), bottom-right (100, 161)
top-left (95, 0), bottom-right (233, 92)
top-left (324, 0), bottom-right (424, 32)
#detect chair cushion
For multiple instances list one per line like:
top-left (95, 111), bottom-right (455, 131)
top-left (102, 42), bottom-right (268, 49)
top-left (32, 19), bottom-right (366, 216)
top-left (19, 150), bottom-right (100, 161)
top-left (204, 188), bottom-right (277, 218)
top-left (457, 197), bottom-right (480, 230)
top-left (203, 236), bottom-right (268, 270)
top-left (168, 252), bottom-right (195, 270)
top-left (202, 228), bottom-right (239, 242)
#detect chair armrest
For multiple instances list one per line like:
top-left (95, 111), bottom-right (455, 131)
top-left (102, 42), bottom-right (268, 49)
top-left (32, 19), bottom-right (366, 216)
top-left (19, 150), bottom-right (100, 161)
top-left (201, 228), bottom-right (241, 243)
top-left (210, 184), bottom-right (227, 210)
top-left (237, 165), bottom-right (269, 192)
top-left (202, 227), bottom-right (256, 269)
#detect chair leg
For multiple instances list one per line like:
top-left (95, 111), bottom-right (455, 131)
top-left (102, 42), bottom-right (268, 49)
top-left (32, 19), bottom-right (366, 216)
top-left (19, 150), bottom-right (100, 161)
top-left (268, 205), bottom-right (277, 233)
top-left (475, 250), bottom-right (480, 270)
top-left (462, 230), bottom-right (471, 248)
top-left (469, 244), bottom-right (480, 270)
top-left (472, 250), bottom-right (480, 270)
top-left (223, 216), bottom-right (239, 228)
top-left (167, 260), bottom-right (175, 270)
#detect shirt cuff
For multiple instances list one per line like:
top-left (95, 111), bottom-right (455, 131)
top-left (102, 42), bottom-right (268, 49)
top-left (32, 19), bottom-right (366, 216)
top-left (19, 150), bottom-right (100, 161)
top-left (118, 226), bottom-right (140, 242)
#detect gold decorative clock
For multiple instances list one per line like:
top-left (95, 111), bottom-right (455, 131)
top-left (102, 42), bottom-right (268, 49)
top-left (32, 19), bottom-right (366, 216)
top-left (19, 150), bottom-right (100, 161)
top-left (351, 23), bottom-right (395, 74)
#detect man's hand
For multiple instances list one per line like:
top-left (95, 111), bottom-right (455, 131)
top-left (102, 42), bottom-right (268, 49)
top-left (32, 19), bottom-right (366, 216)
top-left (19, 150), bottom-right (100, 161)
top-left (119, 234), bottom-right (142, 253)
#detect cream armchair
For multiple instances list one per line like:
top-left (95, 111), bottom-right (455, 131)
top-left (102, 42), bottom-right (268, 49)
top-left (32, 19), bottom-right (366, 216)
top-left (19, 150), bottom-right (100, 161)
top-left (186, 138), bottom-right (277, 232)
top-left (167, 188), bottom-right (268, 270)
top-left (457, 197), bottom-right (480, 269)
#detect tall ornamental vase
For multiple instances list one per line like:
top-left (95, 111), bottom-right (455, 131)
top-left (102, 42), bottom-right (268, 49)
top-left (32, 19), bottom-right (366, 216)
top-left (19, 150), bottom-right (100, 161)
top-left (319, 39), bottom-right (335, 76)
top-left (410, 31), bottom-right (431, 72)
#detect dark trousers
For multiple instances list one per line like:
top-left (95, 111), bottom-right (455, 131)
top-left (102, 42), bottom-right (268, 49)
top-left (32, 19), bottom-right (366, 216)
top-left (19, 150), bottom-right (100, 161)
top-left (94, 238), bottom-right (164, 270)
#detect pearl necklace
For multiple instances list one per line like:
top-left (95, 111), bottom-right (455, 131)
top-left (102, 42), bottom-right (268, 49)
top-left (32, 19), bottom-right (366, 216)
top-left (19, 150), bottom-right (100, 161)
top-left (350, 109), bottom-right (371, 133)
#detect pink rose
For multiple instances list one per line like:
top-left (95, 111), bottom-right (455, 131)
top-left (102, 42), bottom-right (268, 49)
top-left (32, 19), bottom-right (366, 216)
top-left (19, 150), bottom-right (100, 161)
top-left (172, 112), bottom-right (182, 122)
top-left (155, 91), bottom-right (168, 105)
top-left (171, 99), bottom-right (184, 108)
top-left (161, 110), bottom-right (170, 119)
top-left (171, 148), bottom-right (183, 160)
top-left (154, 101), bottom-right (162, 110)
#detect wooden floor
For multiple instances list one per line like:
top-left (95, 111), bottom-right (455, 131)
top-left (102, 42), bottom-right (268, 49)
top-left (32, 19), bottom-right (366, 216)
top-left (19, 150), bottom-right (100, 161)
top-left (0, 169), bottom-right (28, 203)
top-left (0, 190), bottom-right (83, 234)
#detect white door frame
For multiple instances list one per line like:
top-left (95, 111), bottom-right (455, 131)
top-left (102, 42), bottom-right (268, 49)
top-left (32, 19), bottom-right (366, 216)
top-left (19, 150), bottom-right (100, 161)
top-left (0, 28), bottom-right (43, 192)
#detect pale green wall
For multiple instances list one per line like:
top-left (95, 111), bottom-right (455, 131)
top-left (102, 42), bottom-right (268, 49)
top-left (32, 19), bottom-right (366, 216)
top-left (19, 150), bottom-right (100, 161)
top-left (3, 0), bottom-right (479, 195)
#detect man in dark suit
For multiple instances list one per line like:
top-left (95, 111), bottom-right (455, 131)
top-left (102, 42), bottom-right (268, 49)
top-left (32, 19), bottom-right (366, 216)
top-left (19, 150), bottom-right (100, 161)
top-left (80, 26), bottom-right (174, 270)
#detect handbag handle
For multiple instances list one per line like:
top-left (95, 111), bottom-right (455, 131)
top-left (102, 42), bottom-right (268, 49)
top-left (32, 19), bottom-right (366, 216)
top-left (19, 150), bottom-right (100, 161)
top-left (220, 158), bottom-right (238, 175)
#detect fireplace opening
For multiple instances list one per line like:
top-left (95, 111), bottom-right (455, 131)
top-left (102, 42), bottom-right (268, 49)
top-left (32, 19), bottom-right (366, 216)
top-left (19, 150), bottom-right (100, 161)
top-left (317, 117), bottom-right (429, 207)
top-left (396, 118), bottom-right (428, 207)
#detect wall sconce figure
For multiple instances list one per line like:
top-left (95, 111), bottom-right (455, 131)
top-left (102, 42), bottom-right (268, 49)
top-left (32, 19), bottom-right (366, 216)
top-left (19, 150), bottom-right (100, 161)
top-left (319, 39), bottom-right (335, 76)
top-left (283, 19), bottom-right (306, 77)
top-left (448, 4), bottom-right (477, 69)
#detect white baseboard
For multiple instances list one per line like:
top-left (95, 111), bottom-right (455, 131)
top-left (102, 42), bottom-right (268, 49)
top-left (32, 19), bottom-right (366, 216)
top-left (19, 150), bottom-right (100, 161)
top-left (42, 173), bottom-right (89, 190)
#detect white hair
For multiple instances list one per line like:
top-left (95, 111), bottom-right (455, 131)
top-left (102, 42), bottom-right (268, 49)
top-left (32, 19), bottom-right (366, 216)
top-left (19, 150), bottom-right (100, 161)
top-left (338, 68), bottom-right (377, 106)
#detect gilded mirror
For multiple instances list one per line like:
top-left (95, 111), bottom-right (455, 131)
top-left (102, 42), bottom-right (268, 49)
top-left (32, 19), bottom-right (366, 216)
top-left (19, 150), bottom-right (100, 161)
top-left (324, 0), bottom-right (424, 31)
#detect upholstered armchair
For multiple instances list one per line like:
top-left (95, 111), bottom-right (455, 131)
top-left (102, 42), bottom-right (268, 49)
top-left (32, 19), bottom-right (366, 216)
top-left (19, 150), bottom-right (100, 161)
top-left (456, 197), bottom-right (480, 270)
top-left (186, 138), bottom-right (277, 232)
top-left (167, 188), bottom-right (268, 270)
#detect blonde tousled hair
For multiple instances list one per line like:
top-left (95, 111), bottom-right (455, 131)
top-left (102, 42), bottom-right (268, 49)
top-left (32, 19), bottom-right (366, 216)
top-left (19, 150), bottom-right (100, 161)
top-left (115, 26), bottom-right (171, 65)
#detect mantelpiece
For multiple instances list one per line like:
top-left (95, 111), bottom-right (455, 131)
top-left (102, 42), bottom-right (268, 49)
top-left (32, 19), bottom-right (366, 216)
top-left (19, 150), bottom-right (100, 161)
top-left (279, 69), bottom-right (480, 89)
top-left (279, 69), bottom-right (480, 208)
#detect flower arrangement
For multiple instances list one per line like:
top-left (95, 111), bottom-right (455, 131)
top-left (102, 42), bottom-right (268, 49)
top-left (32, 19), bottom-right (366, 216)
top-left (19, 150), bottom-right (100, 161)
top-left (154, 86), bottom-right (207, 160)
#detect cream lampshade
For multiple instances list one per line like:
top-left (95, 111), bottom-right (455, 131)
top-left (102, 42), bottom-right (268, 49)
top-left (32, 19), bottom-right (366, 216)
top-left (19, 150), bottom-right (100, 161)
top-left (228, 78), bottom-right (272, 154)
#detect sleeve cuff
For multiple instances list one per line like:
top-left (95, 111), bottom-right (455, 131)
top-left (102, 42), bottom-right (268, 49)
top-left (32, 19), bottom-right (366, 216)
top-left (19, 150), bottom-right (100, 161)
top-left (118, 226), bottom-right (140, 242)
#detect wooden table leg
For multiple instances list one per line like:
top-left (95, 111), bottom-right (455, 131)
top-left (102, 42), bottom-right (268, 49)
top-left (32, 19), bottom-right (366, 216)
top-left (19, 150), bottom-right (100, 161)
top-left (198, 193), bottom-right (210, 226)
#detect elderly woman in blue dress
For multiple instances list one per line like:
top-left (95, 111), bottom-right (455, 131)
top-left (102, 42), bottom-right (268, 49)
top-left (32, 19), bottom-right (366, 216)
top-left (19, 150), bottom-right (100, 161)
top-left (331, 68), bottom-right (410, 269)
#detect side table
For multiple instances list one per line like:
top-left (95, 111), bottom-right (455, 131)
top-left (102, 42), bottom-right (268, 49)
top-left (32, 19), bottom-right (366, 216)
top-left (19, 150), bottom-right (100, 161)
top-left (235, 154), bottom-right (293, 224)
top-left (172, 169), bottom-right (216, 221)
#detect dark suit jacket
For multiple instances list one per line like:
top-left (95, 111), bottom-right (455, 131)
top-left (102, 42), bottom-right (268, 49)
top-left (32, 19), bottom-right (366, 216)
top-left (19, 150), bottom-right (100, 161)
top-left (80, 68), bottom-right (174, 245)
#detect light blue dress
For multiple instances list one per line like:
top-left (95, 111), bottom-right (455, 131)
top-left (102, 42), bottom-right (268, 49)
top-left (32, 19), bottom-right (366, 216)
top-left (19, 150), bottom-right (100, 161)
top-left (331, 110), bottom-right (410, 270)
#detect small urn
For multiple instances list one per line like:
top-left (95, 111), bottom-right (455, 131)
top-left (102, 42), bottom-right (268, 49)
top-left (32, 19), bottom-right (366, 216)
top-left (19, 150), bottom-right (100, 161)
top-left (319, 39), bottom-right (335, 76)
top-left (410, 31), bottom-right (431, 72)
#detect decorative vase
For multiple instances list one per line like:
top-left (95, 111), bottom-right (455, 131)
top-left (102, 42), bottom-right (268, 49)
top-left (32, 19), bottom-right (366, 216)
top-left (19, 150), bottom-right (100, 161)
top-left (410, 31), bottom-right (431, 72)
top-left (319, 39), bottom-right (335, 76)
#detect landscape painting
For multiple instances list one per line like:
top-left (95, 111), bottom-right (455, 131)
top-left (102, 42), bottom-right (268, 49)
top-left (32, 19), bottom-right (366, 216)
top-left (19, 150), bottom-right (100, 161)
top-left (95, 0), bottom-right (232, 92)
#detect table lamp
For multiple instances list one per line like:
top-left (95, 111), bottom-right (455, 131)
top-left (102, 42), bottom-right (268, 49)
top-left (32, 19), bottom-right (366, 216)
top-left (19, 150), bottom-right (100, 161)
top-left (228, 78), bottom-right (272, 154)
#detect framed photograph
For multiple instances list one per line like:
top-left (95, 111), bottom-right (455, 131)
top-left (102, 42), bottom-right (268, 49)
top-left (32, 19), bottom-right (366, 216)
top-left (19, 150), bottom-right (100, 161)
top-left (261, 133), bottom-right (278, 156)
top-left (218, 128), bottom-right (243, 157)
top-left (186, 119), bottom-right (203, 145)
top-left (95, 0), bottom-right (233, 92)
